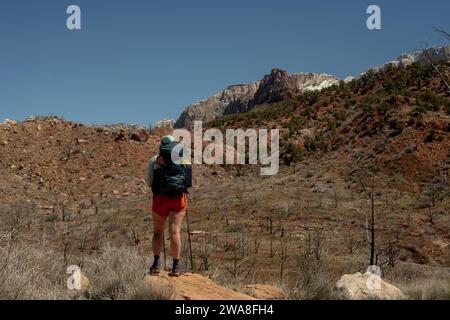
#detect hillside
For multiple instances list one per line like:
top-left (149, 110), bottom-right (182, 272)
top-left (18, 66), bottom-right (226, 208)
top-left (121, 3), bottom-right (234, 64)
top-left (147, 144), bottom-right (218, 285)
top-left (208, 61), bottom-right (450, 188)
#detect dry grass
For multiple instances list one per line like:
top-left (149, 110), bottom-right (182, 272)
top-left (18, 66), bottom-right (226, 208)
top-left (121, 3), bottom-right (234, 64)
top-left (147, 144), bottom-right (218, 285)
top-left (0, 235), bottom-right (69, 299)
top-left (400, 278), bottom-right (450, 300)
top-left (386, 263), bottom-right (450, 300)
top-left (128, 281), bottom-right (176, 300)
top-left (0, 235), bottom-right (173, 300)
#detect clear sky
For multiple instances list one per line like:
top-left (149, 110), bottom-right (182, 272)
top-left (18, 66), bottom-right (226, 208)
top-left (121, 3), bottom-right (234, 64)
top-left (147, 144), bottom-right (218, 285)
top-left (1, 0), bottom-right (449, 126)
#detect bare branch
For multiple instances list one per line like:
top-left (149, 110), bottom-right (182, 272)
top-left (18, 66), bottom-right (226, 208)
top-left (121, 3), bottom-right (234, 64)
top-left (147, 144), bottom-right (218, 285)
top-left (434, 27), bottom-right (450, 42)
top-left (424, 29), bottom-right (450, 93)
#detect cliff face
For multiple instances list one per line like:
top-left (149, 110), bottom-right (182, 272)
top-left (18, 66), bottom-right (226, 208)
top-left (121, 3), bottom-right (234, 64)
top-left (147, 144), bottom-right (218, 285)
top-left (174, 82), bottom-right (260, 129)
top-left (250, 69), bottom-right (300, 106)
top-left (291, 72), bottom-right (339, 92)
top-left (175, 69), bottom-right (337, 128)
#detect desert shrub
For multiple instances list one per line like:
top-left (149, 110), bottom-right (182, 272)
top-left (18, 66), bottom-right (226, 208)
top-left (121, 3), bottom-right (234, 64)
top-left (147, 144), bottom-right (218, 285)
top-left (334, 108), bottom-right (347, 121)
top-left (359, 70), bottom-right (379, 89)
top-left (388, 119), bottom-right (404, 137)
top-left (384, 78), bottom-right (407, 96)
top-left (287, 254), bottom-right (335, 300)
top-left (287, 118), bottom-right (302, 134)
top-left (281, 141), bottom-right (303, 165)
top-left (226, 223), bottom-right (245, 233)
top-left (326, 118), bottom-right (336, 130)
top-left (417, 91), bottom-right (445, 112)
top-left (404, 143), bottom-right (416, 154)
top-left (445, 100), bottom-right (450, 115)
top-left (0, 239), bottom-right (69, 300)
top-left (83, 245), bottom-right (150, 300)
top-left (127, 281), bottom-right (175, 300)
top-left (304, 132), bottom-right (328, 153)
top-left (416, 195), bottom-right (431, 209)
top-left (359, 101), bottom-right (374, 115)
top-left (413, 106), bottom-right (428, 114)
top-left (425, 128), bottom-right (443, 143)
top-left (376, 102), bottom-right (390, 120)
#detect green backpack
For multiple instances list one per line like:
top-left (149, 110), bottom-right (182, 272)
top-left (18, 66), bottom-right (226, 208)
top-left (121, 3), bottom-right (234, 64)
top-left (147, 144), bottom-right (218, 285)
top-left (152, 141), bottom-right (192, 196)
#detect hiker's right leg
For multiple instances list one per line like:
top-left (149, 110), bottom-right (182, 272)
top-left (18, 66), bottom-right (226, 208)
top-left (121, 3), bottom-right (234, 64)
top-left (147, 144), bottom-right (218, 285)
top-left (169, 210), bottom-right (185, 260)
top-left (152, 212), bottom-right (167, 256)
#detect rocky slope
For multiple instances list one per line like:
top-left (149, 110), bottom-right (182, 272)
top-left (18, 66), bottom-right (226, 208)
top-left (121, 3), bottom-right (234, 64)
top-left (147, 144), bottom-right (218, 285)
top-left (0, 116), bottom-right (223, 212)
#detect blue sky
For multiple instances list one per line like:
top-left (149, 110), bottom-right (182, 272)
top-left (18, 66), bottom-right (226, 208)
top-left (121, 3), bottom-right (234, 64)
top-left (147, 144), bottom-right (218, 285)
top-left (0, 0), bottom-right (449, 126)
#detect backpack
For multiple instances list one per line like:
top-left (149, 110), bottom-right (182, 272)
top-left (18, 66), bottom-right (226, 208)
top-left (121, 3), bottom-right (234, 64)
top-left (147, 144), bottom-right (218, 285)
top-left (152, 141), bottom-right (192, 196)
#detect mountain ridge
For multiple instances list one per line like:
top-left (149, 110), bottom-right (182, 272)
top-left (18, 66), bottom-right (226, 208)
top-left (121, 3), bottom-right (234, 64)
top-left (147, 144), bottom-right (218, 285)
top-left (174, 46), bottom-right (450, 129)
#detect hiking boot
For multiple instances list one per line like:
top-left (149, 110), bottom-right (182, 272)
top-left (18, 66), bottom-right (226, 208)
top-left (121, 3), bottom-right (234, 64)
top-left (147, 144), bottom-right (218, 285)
top-left (168, 270), bottom-right (180, 277)
top-left (147, 266), bottom-right (160, 276)
top-left (169, 259), bottom-right (180, 277)
top-left (146, 256), bottom-right (161, 276)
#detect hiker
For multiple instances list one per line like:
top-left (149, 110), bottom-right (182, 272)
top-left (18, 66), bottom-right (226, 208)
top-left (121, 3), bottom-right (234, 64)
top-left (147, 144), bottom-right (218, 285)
top-left (146, 135), bottom-right (192, 277)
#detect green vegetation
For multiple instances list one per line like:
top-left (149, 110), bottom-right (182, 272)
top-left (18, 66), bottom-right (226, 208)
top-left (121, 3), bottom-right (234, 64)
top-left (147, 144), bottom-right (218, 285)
top-left (205, 62), bottom-right (449, 164)
top-left (417, 90), bottom-right (447, 111)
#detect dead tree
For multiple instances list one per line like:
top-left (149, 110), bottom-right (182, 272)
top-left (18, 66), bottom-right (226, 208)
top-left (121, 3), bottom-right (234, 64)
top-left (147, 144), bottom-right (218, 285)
top-left (306, 229), bottom-right (323, 261)
top-left (358, 172), bottom-right (390, 266)
top-left (200, 233), bottom-right (211, 271)
top-left (428, 176), bottom-right (445, 207)
top-left (333, 189), bottom-right (338, 208)
top-left (222, 237), bottom-right (254, 283)
top-left (427, 207), bottom-right (435, 225)
top-left (382, 240), bottom-right (399, 269)
top-left (359, 174), bottom-right (377, 266)
top-left (253, 238), bottom-right (261, 255)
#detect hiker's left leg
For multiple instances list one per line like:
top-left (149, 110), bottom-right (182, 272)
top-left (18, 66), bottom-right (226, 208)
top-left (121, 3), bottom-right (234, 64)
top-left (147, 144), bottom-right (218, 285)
top-left (152, 212), bottom-right (167, 256)
top-left (169, 210), bottom-right (185, 259)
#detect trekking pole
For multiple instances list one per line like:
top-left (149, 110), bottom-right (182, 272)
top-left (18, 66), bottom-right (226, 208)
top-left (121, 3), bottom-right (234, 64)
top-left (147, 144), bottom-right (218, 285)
top-left (185, 209), bottom-right (194, 271)
top-left (163, 229), bottom-right (167, 271)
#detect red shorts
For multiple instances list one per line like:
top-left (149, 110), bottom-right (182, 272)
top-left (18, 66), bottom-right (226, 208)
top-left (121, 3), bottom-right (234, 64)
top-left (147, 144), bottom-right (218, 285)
top-left (152, 193), bottom-right (187, 217)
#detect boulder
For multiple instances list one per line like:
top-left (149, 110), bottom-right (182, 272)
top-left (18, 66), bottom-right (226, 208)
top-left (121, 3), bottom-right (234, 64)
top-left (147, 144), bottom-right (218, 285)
top-left (78, 272), bottom-right (90, 290)
top-left (67, 269), bottom-right (90, 290)
top-left (143, 271), bottom-right (254, 300)
top-left (333, 272), bottom-right (406, 300)
top-left (130, 129), bottom-right (149, 142)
